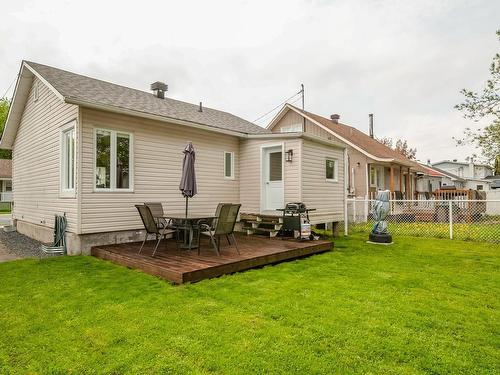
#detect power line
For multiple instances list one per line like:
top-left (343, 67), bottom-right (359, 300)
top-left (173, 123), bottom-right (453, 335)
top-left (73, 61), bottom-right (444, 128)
top-left (1, 75), bottom-right (18, 100)
top-left (253, 88), bottom-right (303, 123)
top-left (254, 95), bottom-right (305, 125)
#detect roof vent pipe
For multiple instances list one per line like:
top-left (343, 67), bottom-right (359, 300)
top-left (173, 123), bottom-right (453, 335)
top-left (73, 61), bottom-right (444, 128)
top-left (369, 113), bottom-right (374, 138)
top-left (199, 102), bottom-right (203, 112)
top-left (150, 81), bottom-right (168, 99)
top-left (330, 114), bottom-right (340, 123)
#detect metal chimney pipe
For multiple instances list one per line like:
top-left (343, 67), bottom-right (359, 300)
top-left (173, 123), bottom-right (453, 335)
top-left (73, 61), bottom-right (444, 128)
top-left (199, 102), bottom-right (203, 112)
top-left (369, 113), bottom-right (374, 138)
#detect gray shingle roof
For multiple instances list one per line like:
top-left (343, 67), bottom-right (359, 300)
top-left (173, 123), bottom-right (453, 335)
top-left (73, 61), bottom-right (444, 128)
top-left (26, 61), bottom-right (269, 135)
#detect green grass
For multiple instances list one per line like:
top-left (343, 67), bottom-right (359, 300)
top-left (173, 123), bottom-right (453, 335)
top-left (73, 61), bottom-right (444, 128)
top-left (349, 220), bottom-right (500, 243)
top-left (0, 235), bottom-right (498, 374)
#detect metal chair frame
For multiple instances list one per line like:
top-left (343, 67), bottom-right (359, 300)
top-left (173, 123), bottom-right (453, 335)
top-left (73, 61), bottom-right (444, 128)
top-left (198, 203), bottom-right (241, 256)
top-left (135, 204), bottom-right (178, 256)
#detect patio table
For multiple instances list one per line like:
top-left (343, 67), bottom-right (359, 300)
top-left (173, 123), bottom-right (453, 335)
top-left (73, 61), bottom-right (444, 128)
top-left (155, 214), bottom-right (216, 250)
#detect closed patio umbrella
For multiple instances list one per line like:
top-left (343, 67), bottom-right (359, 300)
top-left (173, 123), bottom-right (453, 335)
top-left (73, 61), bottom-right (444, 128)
top-left (179, 142), bottom-right (197, 219)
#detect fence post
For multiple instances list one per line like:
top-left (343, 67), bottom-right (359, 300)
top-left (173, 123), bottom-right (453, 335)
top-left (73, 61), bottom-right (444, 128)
top-left (344, 198), bottom-right (348, 236)
top-left (449, 200), bottom-right (453, 239)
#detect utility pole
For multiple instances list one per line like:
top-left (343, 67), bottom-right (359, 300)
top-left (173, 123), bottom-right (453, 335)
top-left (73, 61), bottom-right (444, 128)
top-left (301, 83), bottom-right (305, 110)
top-left (301, 83), bottom-right (305, 132)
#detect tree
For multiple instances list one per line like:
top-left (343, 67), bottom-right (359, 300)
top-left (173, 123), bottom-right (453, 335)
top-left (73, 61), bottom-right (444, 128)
top-left (0, 98), bottom-right (12, 159)
top-left (455, 30), bottom-right (500, 167)
top-left (376, 136), bottom-right (417, 160)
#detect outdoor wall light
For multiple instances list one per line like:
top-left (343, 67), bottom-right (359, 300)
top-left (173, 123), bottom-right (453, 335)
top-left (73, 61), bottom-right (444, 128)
top-left (285, 149), bottom-right (294, 162)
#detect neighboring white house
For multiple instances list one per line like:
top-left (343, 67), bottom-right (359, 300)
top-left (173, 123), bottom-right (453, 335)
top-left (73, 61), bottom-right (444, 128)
top-left (0, 159), bottom-right (12, 205)
top-left (432, 160), bottom-right (495, 191)
top-left (415, 163), bottom-right (445, 194)
top-left (0, 61), bottom-right (346, 254)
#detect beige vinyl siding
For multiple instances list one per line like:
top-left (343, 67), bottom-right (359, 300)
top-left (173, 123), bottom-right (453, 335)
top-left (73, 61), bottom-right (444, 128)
top-left (12, 78), bottom-right (79, 232)
top-left (305, 121), bottom-right (334, 139)
top-left (271, 110), bottom-right (304, 132)
top-left (301, 139), bottom-right (344, 223)
top-left (80, 108), bottom-right (240, 233)
top-left (239, 137), bottom-right (301, 214)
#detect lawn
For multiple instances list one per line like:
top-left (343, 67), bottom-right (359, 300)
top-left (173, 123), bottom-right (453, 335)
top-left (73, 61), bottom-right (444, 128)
top-left (0, 235), bottom-right (498, 374)
top-left (349, 220), bottom-right (500, 243)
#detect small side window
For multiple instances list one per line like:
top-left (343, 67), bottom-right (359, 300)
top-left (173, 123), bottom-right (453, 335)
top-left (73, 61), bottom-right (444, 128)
top-left (326, 158), bottom-right (338, 182)
top-left (224, 151), bottom-right (234, 179)
top-left (61, 123), bottom-right (76, 194)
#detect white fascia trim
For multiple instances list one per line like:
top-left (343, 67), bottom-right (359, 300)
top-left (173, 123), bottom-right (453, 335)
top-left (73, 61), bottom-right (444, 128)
top-left (65, 98), bottom-right (251, 138)
top-left (23, 62), bottom-right (65, 101)
top-left (285, 104), bottom-right (395, 163)
top-left (0, 65), bottom-right (29, 149)
top-left (265, 105), bottom-right (290, 130)
top-left (247, 132), bottom-right (345, 149)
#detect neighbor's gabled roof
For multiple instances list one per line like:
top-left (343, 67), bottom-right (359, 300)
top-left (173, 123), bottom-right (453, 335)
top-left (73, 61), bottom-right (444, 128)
top-left (268, 104), bottom-right (419, 168)
top-left (1, 61), bottom-right (269, 148)
top-left (429, 166), bottom-right (465, 182)
top-left (416, 163), bottom-right (445, 177)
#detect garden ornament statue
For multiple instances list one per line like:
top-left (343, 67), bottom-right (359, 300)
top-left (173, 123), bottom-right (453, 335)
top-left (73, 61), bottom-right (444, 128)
top-left (369, 190), bottom-right (393, 244)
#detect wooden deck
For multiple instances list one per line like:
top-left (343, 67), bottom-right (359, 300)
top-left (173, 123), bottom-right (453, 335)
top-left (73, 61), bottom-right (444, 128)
top-left (91, 234), bottom-right (332, 284)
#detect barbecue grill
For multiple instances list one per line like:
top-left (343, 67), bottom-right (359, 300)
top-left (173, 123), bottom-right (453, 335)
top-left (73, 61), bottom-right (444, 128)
top-left (277, 202), bottom-right (316, 239)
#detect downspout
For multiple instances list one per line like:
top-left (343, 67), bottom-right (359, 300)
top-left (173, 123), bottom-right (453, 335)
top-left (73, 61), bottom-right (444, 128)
top-left (343, 148), bottom-right (348, 236)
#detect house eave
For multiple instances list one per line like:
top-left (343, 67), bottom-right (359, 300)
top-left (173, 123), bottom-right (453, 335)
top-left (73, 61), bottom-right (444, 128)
top-left (247, 132), bottom-right (346, 149)
top-left (64, 98), bottom-right (261, 138)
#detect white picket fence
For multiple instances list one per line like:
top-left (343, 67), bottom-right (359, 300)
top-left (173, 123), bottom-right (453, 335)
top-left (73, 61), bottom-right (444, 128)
top-left (345, 198), bottom-right (500, 243)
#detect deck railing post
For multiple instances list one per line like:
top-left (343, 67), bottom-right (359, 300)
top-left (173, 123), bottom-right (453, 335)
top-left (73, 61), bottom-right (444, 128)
top-left (449, 200), bottom-right (453, 240)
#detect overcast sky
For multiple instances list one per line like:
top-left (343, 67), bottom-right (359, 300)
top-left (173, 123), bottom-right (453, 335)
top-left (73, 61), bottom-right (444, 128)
top-left (1, 0), bottom-right (498, 163)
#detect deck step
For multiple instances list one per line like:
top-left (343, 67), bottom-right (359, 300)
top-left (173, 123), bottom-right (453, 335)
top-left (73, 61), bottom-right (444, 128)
top-left (246, 221), bottom-right (282, 230)
top-left (242, 226), bottom-right (279, 238)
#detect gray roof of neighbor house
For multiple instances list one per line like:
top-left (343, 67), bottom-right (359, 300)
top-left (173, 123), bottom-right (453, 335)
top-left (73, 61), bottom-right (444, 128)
top-left (25, 61), bottom-right (269, 135)
top-left (430, 166), bottom-right (465, 182)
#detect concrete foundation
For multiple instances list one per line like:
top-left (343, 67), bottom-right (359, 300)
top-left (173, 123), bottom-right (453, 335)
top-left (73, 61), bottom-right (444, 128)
top-left (15, 220), bottom-right (149, 255)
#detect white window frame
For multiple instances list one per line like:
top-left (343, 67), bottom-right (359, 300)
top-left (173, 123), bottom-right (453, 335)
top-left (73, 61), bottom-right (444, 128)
top-left (60, 121), bottom-right (76, 197)
top-left (280, 123), bottom-right (302, 133)
top-left (370, 165), bottom-right (385, 188)
top-left (326, 158), bottom-right (338, 182)
top-left (224, 151), bottom-right (235, 180)
top-left (94, 128), bottom-right (134, 192)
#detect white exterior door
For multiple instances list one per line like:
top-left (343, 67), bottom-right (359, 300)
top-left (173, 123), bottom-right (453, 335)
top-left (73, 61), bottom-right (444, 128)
top-left (262, 146), bottom-right (284, 211)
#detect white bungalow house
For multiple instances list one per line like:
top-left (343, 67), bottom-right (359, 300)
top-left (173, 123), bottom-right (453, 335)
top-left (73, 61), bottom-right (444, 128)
top-left (0, 61), bottom-right (346, 254)
top-left (0, 159), bottom-right (12, 207)
top-left (432, 160), bottom-right (495, 191)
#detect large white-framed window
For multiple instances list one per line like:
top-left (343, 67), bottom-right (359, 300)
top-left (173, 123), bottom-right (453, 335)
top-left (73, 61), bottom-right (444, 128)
top-left (224, 151), bottom-right (234, 180)
top-left (60, 122), bottom-right (76, 196)
top-left (326, 158), bottom-right (338, 182)
top-left (94, 128), bottom-right (133, 191)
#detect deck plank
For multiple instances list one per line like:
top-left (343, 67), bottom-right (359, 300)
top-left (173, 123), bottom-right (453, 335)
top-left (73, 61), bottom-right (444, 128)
top-left (91, 234), bottom-right (332, 284)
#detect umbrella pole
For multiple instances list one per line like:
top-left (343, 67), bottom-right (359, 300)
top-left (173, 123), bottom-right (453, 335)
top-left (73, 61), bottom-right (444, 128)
top-left (184, 196), bottom-right (188, 247)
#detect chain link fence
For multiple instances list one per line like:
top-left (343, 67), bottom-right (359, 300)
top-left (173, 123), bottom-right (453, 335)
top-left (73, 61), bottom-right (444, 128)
top-left (345, 198), bottom-right (500, 243)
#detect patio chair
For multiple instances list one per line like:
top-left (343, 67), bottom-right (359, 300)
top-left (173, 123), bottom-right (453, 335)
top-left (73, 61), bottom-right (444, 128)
top-left (144, 202), bottom-right (177, 229)
top-left (135, 204), bottom-right (178, 256)
top-left (198, 203), bottom-right (241, 256)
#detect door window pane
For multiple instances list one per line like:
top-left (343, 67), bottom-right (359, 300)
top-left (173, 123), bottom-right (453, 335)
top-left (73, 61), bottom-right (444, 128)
top-left (116, 133), bottom-right (130, 189)
top-left (96, 130), bottom-right (111, 189)
top-left (269, 152), bottom-right (282, 181)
